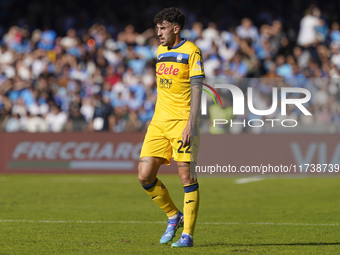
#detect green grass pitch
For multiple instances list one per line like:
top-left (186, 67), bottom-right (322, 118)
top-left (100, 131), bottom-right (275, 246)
top-left (0, 174), bottom-right (339, 254)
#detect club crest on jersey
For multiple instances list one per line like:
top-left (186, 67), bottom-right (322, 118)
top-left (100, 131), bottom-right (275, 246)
top-left (176, 53), bottom-right (183, 63)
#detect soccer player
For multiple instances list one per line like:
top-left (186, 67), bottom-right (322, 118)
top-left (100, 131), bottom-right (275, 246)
top-left (138, 7), bottom-right (204, 248)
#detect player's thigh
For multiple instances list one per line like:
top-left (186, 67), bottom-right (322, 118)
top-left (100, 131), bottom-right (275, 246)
top-left (138, 156), bottom-right (165, 186)
top-left (140, 121), bottom-right (172, 165)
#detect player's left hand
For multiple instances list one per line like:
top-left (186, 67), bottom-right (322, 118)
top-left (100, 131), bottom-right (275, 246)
top-left (182, 121), bottom-right (193, 148)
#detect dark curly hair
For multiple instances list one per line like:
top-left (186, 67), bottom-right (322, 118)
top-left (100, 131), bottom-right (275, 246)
top-left (154, 7), bottom-right (186, 30)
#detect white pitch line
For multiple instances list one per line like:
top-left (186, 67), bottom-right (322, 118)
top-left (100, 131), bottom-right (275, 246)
top-left (0, 220), bottom-right (338, 226)
top-left (235, 177), bottom-right (265, 184)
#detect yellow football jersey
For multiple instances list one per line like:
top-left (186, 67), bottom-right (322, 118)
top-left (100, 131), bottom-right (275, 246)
top-left (152, 39), bottom-right (205, 121)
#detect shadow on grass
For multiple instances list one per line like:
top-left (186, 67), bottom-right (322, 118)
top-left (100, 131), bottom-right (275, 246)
top-left (197, 242), bottom-right (340, 247)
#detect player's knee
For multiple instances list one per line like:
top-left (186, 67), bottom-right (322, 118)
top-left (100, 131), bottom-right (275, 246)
top-left (179, 173), bottom-right (191, 186)
top-left (179, 173), bottom-right (198, 185)
top-left (138, 176), bottom-right (149, 186)
top-left (138, 166), bottom-right (152, 186)
top-left (138, 174), bottom-right (149, 186)
top-left (137, 171), bottom-right (148, 186)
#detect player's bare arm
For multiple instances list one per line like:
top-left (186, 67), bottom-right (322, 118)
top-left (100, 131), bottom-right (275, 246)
top-left (182, 77), bottom-right (203, 148)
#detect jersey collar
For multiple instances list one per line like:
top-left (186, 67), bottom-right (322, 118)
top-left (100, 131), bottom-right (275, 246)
top-left (168, 39), bottom-right (186, 50)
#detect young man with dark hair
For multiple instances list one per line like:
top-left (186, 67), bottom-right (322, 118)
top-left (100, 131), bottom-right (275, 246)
top-left (138, 7), bottom-right (204, 248)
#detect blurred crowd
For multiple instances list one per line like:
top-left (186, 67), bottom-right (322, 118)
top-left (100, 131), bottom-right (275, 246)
top-left (0, 3), bottom-right (340, 133)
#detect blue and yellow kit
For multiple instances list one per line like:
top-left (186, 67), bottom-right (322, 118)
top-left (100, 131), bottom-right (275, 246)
top-left (140, 39), bottom-right (205, 164)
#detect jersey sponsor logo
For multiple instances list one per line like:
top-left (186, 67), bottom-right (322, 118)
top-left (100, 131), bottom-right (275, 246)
top-left (176, 53), bottom-right (183, 62)
top-left (159, 78), bottom-right (172, 89)
top-left (196, 60), bottom-right (202, 67)
top-left (156, 63), bottom-right (179, 76)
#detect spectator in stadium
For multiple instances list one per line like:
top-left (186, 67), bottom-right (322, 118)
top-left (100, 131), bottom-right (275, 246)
top-left (118, 25), bottom-right (139, 46)
top-left (45, 104), bottom-right (68, 132)
top-left (66, 103), bottom-right (88, 132)
top-left (226, 52), bottom-right (248, 78)
top-left (25, 110), bottom-right (48, 132)
top-left (5, 111), bottom-right (21, 132)
top-left (297, 5), bottom-right (322, 47)
top-left (38, 25), bottom-right (57, 51)
top-left (90, 93), bottom-right (115, 132)
top-left (236, 18), bottom-right (259, 41)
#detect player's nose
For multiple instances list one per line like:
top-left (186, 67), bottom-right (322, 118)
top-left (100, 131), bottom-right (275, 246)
top-left (157, 29), bottom-right (162, 37)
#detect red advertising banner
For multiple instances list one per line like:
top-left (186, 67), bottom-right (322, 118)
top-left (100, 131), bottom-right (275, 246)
top-left (0, 133), bottom-right (339, 175)
top-left (0, 133), bottom-right (146, 174)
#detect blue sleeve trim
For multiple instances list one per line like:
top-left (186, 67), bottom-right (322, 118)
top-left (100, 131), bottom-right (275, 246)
top-left (190, 75), bottom-right (205, 80)
top-left (183, 183), bottom-right (199, 193)
top-left (142, 178), bottom-right (158, 190)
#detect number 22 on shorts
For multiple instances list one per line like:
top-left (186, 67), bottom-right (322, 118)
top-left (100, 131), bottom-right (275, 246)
top-left (177, 140), bottom-right (191, 153)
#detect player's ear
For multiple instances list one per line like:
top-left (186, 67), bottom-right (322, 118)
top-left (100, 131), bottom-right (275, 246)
top-left (174, 24), bottom-right (180, 34)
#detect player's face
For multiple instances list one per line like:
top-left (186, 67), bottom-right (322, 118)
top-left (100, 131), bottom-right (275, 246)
top-left (156, 21), bottom-right (176, 47)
